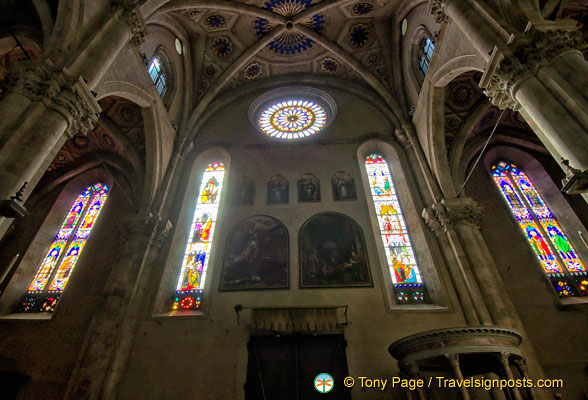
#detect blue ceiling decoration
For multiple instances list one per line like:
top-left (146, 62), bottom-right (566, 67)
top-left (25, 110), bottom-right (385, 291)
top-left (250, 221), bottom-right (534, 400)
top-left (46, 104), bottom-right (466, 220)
top-left (254, 0), bottom-right (325, 54)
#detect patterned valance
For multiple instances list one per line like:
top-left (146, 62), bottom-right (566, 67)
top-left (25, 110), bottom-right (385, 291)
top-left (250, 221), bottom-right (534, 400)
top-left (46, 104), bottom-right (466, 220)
top-left (251, 307), bottom-right (340, 333)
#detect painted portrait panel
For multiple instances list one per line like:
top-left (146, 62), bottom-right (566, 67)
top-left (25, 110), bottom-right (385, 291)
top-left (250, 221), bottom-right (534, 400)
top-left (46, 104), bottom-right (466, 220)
top-left (298, 173), bottom-right (320, 202)
top-left (300, 213), bottom-right (372, 288)
top-left (267, 175), bottom-right (289, 204)
top-left (234, 176), bottom-right (255, 206)
top-left (221, 215), bottom-right (289, 291)
top-left (331, 171), bottom-right (357, 201)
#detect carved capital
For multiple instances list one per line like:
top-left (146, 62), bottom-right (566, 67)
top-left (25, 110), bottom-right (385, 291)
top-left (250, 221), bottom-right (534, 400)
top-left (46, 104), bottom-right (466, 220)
top-left (530, 28), bottom-right (588, 60)
top-left (393, 127), bottom-right (411, 148)
top-left (5, 58), bottom-right (62, 101)
top-left (118, 213), bottom-right (173, 247)
top-left (422, 198), bottom-right (484, 235)
top-left (49, 77), bottom-right (101, 137)
top-left (482, 26), bottom-right (587, 110)
top-left (110, 1), bottom-right (146, 46)
top-left (444, 198), bottom-right (484, 229)
top-left (5, 59), bottom-right (101, 137)
top-left (428, 0), bottom-right (448, 24)
top-left (123, 8), bottom-right (146, 47)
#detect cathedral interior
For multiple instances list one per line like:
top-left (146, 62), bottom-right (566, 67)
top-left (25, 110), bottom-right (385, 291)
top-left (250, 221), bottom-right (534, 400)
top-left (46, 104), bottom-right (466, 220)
top-left (0, 0), bottom-right (587, 399)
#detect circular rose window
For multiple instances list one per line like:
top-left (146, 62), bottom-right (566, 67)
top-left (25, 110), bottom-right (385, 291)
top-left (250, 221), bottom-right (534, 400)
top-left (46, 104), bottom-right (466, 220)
top-left (249, 87), bottom-right (336, 140)
top-left (259, 100), bottom-right (327, 139)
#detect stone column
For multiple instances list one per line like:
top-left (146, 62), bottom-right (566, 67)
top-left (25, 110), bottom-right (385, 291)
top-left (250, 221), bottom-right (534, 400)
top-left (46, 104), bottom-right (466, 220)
top-left (446, 354), bottom-right (470, 400)
top-left (404, 363), bottom-right (427, 400)
top-left (498, 352), bottom-right (523, 400)
top-left (422, 200), bottom-right (492, 325)
top-left (429, 0), bottom-right (510, 61)
top-left (64, 213), bottom-right (172, 400)
top-left (514, 358), bottom-right (537, 400)
top-left (0, 2), bottom-right (146, 239)
top-left (430, 1), bottom-right (588, 185)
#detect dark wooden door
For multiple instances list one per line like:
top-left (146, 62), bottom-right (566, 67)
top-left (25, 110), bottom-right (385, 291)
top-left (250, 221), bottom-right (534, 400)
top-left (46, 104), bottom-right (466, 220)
top-left (245, 334), bottom-right (351, 400)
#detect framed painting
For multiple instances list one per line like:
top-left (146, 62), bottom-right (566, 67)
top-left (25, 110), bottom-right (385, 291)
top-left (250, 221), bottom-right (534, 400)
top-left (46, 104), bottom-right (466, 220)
top-left (300, 212), bottom-right (372, 288)
top-left (331, 171), bottom-right (357, 201)
top-left (220, 215), bottom-right (289, 291)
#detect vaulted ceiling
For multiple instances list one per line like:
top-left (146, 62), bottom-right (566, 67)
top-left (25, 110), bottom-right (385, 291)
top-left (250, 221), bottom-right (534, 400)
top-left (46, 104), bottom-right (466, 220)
top-left (147, 0), bottom-right (404, 105)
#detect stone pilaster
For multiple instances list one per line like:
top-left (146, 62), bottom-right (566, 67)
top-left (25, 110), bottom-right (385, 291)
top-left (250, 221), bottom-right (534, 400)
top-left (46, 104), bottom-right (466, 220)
top-left (66, 213), bottom-right (172, 400)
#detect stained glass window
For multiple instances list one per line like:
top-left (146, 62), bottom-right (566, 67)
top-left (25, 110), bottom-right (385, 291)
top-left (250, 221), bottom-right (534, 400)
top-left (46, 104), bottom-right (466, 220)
top-left (258, 100), bottom-right (327, 139)
top-left (365, 154), bottom-right (426, 303)
top-left (173, 162), bottom-right (225, 311)
top-left (418, 38), bottom-right (434, 76)
top-left (148, 57), bottom-right (167, 97)
top-left (491, 161), bottom-right (587, 297)
top-left (19, 183), bottom-right (110, 312)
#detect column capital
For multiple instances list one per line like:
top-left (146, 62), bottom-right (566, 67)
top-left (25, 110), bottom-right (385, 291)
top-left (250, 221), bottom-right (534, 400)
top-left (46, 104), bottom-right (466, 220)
top-left (393, 127), bottom-right (412, 148)
top-left (422, 197), bottom-right (484, 235)
top-left (118, 213), bottom-right (173, 247)
top-left (111, 1), bottom-right (146, 46)
top-left (428, 0), bottom-right (449, 24)
top-left (481, 26), bottom-right (587, 110)
top-left (5, 59), bottom-right (101, 137)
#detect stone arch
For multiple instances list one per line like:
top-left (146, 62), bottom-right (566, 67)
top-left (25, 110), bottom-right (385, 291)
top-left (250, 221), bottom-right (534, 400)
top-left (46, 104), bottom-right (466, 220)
top-left (95, 82), bottom-right (167, 212)
top-left (426, 57), bottom-right (486, 197)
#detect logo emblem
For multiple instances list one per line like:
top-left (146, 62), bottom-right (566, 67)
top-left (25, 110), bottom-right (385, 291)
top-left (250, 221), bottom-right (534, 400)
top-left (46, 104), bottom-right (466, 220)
top-left (314, 373), bottom-right (334, 393)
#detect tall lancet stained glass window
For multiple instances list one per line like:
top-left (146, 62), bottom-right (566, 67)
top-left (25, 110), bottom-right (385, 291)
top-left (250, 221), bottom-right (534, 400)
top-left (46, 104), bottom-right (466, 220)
top-left (492, 162), bottom-right (587, 297)
top-left (365, 154), bottom-right (426, 303)
top-left (173, 161), bottom-right (225, 311)
top-left (20, 183), bottom-right (110, 312)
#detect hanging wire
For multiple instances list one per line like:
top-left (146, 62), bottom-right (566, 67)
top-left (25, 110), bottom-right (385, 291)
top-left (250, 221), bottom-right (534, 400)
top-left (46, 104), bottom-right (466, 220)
top-left (456, 108), bottom-right (507, 197)
top-left (86, 137), bottom-right (138, 213)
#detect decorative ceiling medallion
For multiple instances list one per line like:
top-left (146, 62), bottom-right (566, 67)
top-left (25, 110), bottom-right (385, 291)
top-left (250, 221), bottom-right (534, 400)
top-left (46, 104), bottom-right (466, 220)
top-left (249, 87), bottom-right (336, 140)
top-left (353, 3), bottom-right (374, 15)
top-left (254, 0), bottom-right (325, 54)
top-left (205, 15), bottom-right (225, 28)
top-left (348, 24), bottom-right (370, 48)
top-left (211, 36), bottom-right (233, 59)
top-left (243, 62), bottom-right (263, 80)
top-left (320, 57), bottom-right (340, 73)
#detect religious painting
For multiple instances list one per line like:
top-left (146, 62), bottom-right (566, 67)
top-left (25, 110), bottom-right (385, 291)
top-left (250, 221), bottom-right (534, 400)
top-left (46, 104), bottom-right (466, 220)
top-left (298, 173), bottom-right (320, 202)
top-left (220, 215), bottom-right (289, 291)
top-left (234, 176), bottom-right (255, 206)
top-left (300, 213), bottom-right (372, 288)
top-left (267, 175), bottom-right (289, 204)
top-left (331, 171), bottom-right (357, 201)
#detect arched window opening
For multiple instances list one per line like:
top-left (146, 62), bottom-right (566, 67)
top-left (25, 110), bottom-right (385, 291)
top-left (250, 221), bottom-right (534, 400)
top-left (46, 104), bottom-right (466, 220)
top-left (148, 56), bottom-right (167, 97)
top-left (365, 154), bottom-right (426, 303)
top-left (20, 183), bottom-right (110, 312)
top-left (418, 37), bottom-right (434, 76)
top-left (491, 161), bottom-right (587, 297)
top-left (173, 161), bottom-right (225, 311)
